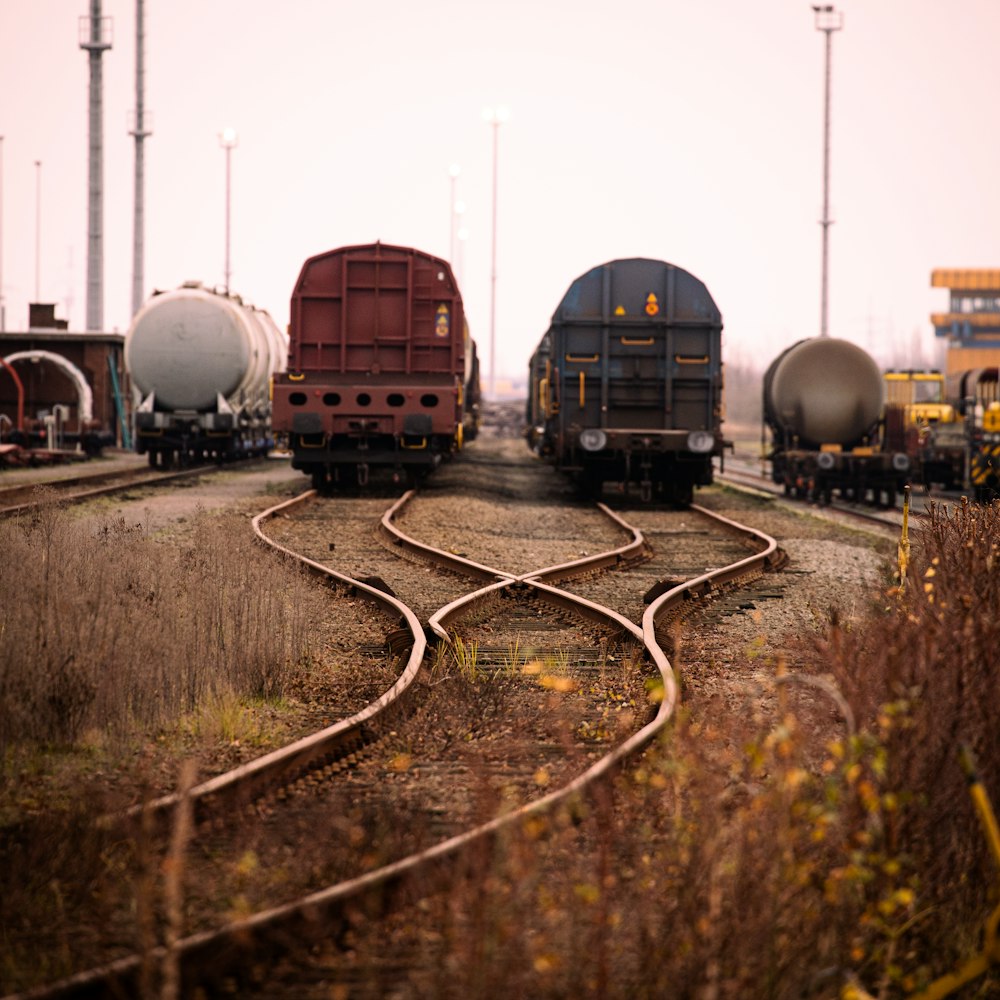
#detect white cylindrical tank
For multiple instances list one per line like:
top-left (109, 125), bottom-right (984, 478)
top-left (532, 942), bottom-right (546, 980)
top-left (126, 283), bottom-right (287, 412)
top-left (764, 337), bottom-right (884, 448)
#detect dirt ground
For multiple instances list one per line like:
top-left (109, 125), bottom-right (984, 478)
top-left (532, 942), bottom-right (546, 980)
top-left (70, 455), bottom-right (309, 537)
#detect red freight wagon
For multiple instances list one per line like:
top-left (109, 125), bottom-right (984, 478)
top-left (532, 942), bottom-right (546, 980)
top-left (272, 242), bottom-right (480, 489)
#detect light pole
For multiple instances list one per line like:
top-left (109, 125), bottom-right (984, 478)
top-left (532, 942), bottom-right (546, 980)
top-left (456, 225), bottom-right (468, 287)
top-left (814, 4), bottom-right (842, 339)
top-left (453, 201), bottom-right (466, 277)
top-left (130, 0), bottom-right (152, 317)
top-left (219, 127), bottom-right (238, 295)
top-left (0, 135), bottom-right (4, 331)
top-left (80, 0), bottom-right (112, 331)
top-left (34, 160), bottom-right (42, 304)
top-left (483, 106), bottom-right (509, 398)
top-left (448, 162), bottom-right (460, 262)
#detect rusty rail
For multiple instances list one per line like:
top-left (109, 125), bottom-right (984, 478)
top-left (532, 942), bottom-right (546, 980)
top-left (12, 496), bottom-right (779, 999)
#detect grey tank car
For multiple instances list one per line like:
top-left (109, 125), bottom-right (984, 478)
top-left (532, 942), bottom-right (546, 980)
top-left (126, 282), bottom-right (288, 466)
top-left (763, 337), bottom-right (910, 505)
top-left (764, 337), bottom-right (883, 447)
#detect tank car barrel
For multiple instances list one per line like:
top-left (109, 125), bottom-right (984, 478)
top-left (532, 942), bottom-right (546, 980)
top-left (762, 336), bottom-right (912, 506)
top-left (124, 282), bottom-right (287, 467)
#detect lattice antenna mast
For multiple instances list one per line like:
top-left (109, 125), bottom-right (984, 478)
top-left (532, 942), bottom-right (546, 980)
top-left (130, 0), bottom-right (152, 316)
top-left (80, 0), bottom-right (112, 330)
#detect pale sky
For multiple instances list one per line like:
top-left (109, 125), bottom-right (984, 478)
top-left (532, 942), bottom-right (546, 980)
top-left (2, 0), bottom-right (998, 388)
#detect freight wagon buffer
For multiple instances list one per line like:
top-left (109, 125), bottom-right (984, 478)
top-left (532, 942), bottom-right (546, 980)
top-left (272, 243), bottom-right (477, 490)
top-left (528, 258), bottom-right (724, 504)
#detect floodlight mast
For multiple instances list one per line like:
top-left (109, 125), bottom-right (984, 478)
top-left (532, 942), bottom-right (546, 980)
top-left (0, 135), bottom-right (5, 331)
top-left (448, 163), bottom-right (460, 262)
top-left (80, 0), bottom-right (112, 331)
top-left (130, 0), bottom-right (152, 317)
top-left (482, 106), bottom-right (509, 398)
top-left (814, 4), bottom-right (842, 339)
top-left (34, 160), bottom-right (42, 303)
top-left (219, 128), bottom-right (239, 295)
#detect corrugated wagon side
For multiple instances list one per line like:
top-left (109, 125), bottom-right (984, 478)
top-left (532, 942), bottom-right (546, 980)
top-left (527, 257), bottom-right (724, 504)
top-left (272, 242), bottom-right (478, 489)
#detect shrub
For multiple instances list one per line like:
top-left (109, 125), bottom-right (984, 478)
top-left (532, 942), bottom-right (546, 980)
top-left (803, 498), bottom-right (1000, 987)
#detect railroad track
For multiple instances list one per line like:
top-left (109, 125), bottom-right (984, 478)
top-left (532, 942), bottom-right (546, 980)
top-left (9, 476), bottom-right (781, 999)
top-left (0, 461), bottom-right (229, 518)
top-left (11, 478), bottom-right (776, 996)
top-left (715, 458), bottom-right (934, 532)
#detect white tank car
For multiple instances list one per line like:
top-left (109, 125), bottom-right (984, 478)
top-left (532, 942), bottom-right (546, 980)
top-left (126, 281), bottom-right (286, 413)
top-left (126, 282), bottom-right (288, 465)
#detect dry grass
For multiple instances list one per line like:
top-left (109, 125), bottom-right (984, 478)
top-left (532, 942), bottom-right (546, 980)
top-left (0, 493), bottom-right (313, 756)
top-left (0, 495), bottom-right (318, 991)
top-left (4, 495), bottom-right (1000, 998)
top-left (326, 500), bottom-right (1000, 998)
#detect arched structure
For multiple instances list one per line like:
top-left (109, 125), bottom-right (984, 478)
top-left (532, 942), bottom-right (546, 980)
top-left (0, 356), bottom-right (25, 430)
top-left (3, 350), bottom-right (94, 423)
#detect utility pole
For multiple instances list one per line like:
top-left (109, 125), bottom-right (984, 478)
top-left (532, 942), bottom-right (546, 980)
top-left (0, 136), bottom-right (5, 331)
top-left (219, 128), bottom-right (238, 294)
top-left (130, 0), bottom-right (152, 316)
top-left (448, 163), bottom-right (460, 262)
top-left (483, 106), bottom-right (509, 398)
top-left (814, 4), bottom-right (842, 338)
top-left (80, 0), bottom-right (112, 330)
top-left (34, 160), bottom-right (42, 303)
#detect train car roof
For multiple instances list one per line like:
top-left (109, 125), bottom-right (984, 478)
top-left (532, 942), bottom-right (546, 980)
top-left (551, 257), bottom-right (721, 326)
top-left (292, 241), bottom-right (461, 299)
